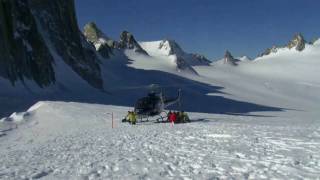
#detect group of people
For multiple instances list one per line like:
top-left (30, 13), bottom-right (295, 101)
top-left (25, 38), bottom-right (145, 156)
top-left (167, 111), bottom-right (190, 123)
top-left (123, 111), bottom-right (137, 125)
top-left (123, 110), bottom-right (190, 125)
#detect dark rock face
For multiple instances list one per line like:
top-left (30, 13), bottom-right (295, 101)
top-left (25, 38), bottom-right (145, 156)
top-left (191, 53), bottom-right (211, 65)
top-left (175, 57), bottom-right (199, 75)
top-left (0, 0), bottom-right (103, 89)
top-left (119, 31), bottom-right (149, 55)
top-left (259, 46), bottom-right (278, 57)
top-left (0, 0), bottom-right (55, 87)
top-left (224, 50), bottom-right (239, 65)
top-left (83, 22), bottom-right (114, 58)
top-left (30, 0), bottom-right (103, 89)
top-left (287, 33), bottom-right (306, 51)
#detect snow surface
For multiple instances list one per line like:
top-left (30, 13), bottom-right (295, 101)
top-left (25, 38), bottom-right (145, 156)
top-left (1, 38), bottom-right (320, 179)
top-left (0, 101), bottom-right (319, 179)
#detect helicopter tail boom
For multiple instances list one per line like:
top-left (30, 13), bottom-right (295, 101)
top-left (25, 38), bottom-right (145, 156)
top-left (164, 89), bottom-right (181, 108)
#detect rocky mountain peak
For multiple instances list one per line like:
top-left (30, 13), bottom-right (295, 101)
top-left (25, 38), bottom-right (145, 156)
top-left (119, 31), bottom-right (148, 55)
top-left (259, 33), bottom-right (307, 58)
top-left (287, 33), bottom-right (306, 51)
top-left (83, 22), bottom-right (113, 58)
top-left (83, 22), bottom-right (101, 41)
top-left (158, 39), bottom-right (184, 56)
top-left (224, 50), bottom-right (239, 65)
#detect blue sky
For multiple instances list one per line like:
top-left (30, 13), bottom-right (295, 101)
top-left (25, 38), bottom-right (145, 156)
top-left (75, 0), bottom-right (320, 60)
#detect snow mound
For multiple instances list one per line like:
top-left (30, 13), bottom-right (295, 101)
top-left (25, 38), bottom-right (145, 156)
top-left (4, 112), bottom-right (31, 123)
top-left (0, 102), bottom-right (43, 123)
top-left (27, 101), bottom-right (45, 112)
top-left (0, 102), bottom-right (46, 137)
top-left (313, 39), bottom-right (320, 46)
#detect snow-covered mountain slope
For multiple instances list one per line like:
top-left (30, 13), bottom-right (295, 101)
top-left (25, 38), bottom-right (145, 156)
top-left (134, 40), bottom-right (211, 75)
top-left (0, 101), bottom-right (319, 179)
top-left (193, 39), bottom-right (320, 111)
top-left (123, 49), bottom-right (199, 75)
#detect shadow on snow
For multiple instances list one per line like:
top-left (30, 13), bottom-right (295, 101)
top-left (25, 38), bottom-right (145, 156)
top-left (0, 56), bottom-right (286, 118)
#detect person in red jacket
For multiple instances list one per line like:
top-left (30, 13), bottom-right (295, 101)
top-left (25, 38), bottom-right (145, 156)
top-left (168, 111), bottom-right (177, 123)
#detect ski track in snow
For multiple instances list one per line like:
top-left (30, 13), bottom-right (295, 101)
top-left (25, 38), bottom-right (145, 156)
top-left (0, 102), bottom-right (319, 179)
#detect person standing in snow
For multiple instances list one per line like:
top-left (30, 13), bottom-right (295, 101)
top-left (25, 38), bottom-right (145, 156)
top-left (129, 111), bottom-right (137, 125)
top-left (123, 111), bottom-right (131, 122)
top-left (167, 111), bottom-right (172, 122)
top-left (169, 111), bottom-right (177, 123)
top-left (174, 111), bottom-right (181, 123)
top-left (181, 111), bottom-right (190, 123)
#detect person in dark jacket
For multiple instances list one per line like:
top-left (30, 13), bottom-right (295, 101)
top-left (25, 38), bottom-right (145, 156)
top-left (167, 111), bottom-right (172, 122)
top-left (174, 111), bottom-right (179, 123)
top-left (180, 111), bottom-right (190, 123)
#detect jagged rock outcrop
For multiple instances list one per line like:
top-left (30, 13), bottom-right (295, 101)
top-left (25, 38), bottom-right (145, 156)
top-left (175, 57), bottom-right (198, 75)
top-left (287, 33), bottom-right (306, 51)
top-left (0, 0), bottom-right (55, 87)
top-left (259, 33), bottom-right (307, 57)
top-left (190, 53), bottom-right (211, 65)
top-left (83, 22), bottom-right (114, 58)
top-left (0, 0), bottom-right (103, 89)
top-left (83, 24), bottom-right (149, 56)
top-left (119, 31), bottom-right (149, 55)
top-left (259, 46), bottom-right (278, 57)
top-left (224, 50), bottom-right (240, 65)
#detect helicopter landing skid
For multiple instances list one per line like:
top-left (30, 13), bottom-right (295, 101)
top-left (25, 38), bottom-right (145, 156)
top-left (138, 111), bottom-right (168, 123)
top-left (155, 111), bottom-right (169, 123)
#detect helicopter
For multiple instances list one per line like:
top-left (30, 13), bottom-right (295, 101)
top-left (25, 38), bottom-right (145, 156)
top-left (122, 84), bottom-right (182, 122)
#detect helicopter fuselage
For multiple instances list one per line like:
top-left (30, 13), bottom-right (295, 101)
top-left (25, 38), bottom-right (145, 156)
top-left (134, 90), bottom-right (181, 118)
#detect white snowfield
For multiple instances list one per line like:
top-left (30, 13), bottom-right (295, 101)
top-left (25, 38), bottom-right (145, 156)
top-left (1, 40), bottom-right (320, 179)
top-left (1, 101), bottom-right (319, 179)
